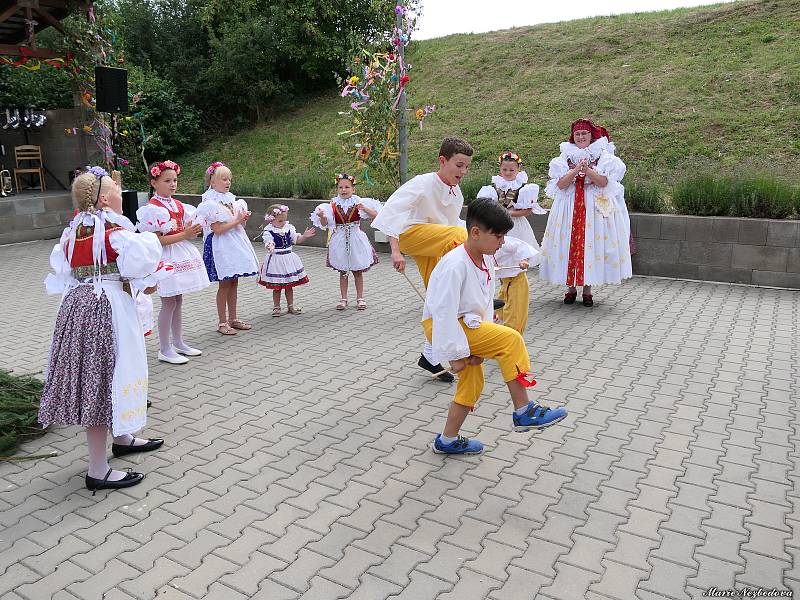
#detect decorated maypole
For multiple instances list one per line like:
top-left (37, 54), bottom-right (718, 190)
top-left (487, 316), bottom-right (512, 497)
top-left (396, 3), bottom-right (408, 184)
top-left (338, 2), bottom-right (433, 188)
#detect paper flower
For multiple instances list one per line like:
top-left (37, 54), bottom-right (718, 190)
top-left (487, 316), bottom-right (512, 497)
top-left (86, 165), bottom-right (109, 178)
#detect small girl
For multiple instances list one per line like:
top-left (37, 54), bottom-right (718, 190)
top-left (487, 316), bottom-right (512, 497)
top-left (195, 162), bottom-right (259, 336)
top-left (310, 173), bottom-right (382, 310)
top-left (257, 204), bottom-right (316, 316)
top-left (477, 151), bottom-right (547, 251)
top-left (135, 160), bottom-right (209, 364)
top-left (39, 167), bottom-right (165, 493)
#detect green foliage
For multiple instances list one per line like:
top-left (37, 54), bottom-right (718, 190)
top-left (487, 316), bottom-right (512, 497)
top-left (116, 66), bottom-right (201, 191)
top-left (626, 181), bottom-right (670, 214)
top-left (0, 369), bottom-right (45, 458)
top-left (0, 65), bottom-right (72, 109)
top-left (177, 0), bottom-right (800, 210)
top-left (114, 0), bottom-right (406, 126)
top-left (672, 175), bottom-right (799, 218)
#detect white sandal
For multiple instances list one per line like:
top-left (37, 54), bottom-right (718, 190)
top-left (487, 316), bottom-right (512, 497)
top-left (336, 298), bottom-right (348, 310)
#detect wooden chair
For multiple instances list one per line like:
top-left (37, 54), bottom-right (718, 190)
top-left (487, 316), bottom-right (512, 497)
top-left (14, 145), bottom-right (46, 192)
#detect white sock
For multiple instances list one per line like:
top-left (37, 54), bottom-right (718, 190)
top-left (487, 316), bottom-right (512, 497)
top-left (514, 403), bottom-right (531, 416)
top-left (438, 433), bottom-right (458, 444)
top-left (422, 342), bottom-right (436, 364)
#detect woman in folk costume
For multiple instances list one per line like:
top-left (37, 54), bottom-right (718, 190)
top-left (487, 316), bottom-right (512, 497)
top-left (539, 119), bottom-right (631, 306)
top-left (477, 151), bottom-right (547, 251)
top-left (39, 167), bottom-right (168, 494)
top-left (310, 173), bottom-right (382, 310)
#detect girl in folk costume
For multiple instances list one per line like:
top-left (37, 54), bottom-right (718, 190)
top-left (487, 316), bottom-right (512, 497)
top-left (539, 119), bottom-right (631, 306)
top-left (258, 204), bottom-right (316, 316)
top-left (477, 151), bottom-right (547, 251)
top-left (493, 236), bottom-right (540, 334)
top-left (310, 173), bottom-right (382, 310)
top-left (39, 168), bottom-right (168, 494)
top-left (195, 162), bottom-right (259, 336)
top-left (135, 160), bottom-right (210, 363)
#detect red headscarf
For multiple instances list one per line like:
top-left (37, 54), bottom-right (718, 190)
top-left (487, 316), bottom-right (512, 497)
top-left (569, 118), bottom-right (610, 143)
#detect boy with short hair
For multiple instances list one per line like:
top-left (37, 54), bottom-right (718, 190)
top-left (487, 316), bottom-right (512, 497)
top-left (423, 198), bottom-right (567, 454)
top-left (373, 137), bottom-right (473, 381)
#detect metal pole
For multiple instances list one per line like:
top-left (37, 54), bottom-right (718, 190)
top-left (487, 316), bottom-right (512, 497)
top-left (396, 5), bottom-right (408, 184)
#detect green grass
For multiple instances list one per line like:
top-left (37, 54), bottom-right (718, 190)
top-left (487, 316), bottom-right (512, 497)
top-left (177, 0), bottom-right (800, 207)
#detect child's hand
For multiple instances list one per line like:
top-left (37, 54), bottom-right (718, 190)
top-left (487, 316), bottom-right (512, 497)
top-left (519, 259), bottom-right (530, 270)
top-left (315, 207), bottom-right (325, 216)
top-left (466, 355), bottom-right (483, 366)
top-left (304, 227), bottom-right (316, 237)
top-left (449, 358), bottom-right (467, 373)
top-left (266, 242), bottom-right (275, 253)
top-left (237, 211), bottom-right (250, 224)
top-left (183, 223), bottom-right (203, 239)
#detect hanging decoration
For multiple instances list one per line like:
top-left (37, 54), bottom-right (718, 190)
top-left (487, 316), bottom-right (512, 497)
top-left (337, 2), bottom-right (434, 185)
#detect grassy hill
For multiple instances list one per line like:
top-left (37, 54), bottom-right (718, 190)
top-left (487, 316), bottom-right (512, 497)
top-left (176, 0), bottom-right (800, 203)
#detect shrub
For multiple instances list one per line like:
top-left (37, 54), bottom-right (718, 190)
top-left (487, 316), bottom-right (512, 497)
top-left (626, 180), bottom-right (669, 214)
top-left (672, 175), bottom-right (798, 219)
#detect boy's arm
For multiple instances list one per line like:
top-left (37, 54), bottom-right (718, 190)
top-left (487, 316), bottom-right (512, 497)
top-left (372, 177), bottom-right (422, 238)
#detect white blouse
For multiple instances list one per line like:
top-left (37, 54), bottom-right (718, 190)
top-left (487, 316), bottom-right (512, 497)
top-left (476, 171), bottom-right (546, 214)
top-left (423, 244), bottom-right (496, 364)
top-left (46, 210), bottom-right (163, 295)
top-left (310, 195), bottom-right (383, 230)
top-left (493, 236), bottom-right (540, 274)
top-left (372, 172), bottom-right (465, 238)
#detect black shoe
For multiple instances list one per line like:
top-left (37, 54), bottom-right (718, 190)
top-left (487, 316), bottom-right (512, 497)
top-left (85, 468), bottom-right (144, 496)
top-left (493, 298), bottom-right (505, 310)
top-left (147, 400), bottom-right (152, 408)
top-left (564, 291), bottom-right (577, 304)
top-left (582, 294), bottom-right (594, 307)
top-left (111, 438), bottom-right (164, 458)
top-left (418, 354), bottom-right (455, 382)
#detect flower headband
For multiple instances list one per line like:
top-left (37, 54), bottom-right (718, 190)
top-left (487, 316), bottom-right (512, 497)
top-left (85, 165), bottom-right (109, 178)
top-left (150, 160), bottom-right (181, 179)
top-left (335, 173), bottom-right (356, 184)
top-left (499, 151), bottom-right (521, 165)
top-left (264, 205), bottom-right (289, 223)
top-left (206, 161), bottom-right (225, 175)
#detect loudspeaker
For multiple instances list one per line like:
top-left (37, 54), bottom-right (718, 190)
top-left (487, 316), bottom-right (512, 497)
top-left (95, 67), bottom-right (128, 113)
top-left (121, 189), bottom-right (138, 223)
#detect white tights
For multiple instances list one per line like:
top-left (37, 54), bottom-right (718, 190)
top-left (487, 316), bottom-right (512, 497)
top-left (158, 294), bottom-right (189, 355)
top-left (86, 426), bottom-right (141, 481)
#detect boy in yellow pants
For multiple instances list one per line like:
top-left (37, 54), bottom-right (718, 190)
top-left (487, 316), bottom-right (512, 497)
top-left (373, 137), bottom-right (473, 381)
top-left (423, 198), bottom-right (567, 454)
top-left (493, 236), bottom-right (540, 334)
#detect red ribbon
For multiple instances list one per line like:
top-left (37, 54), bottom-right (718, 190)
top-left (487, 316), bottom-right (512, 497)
top-left (515, 371), bottom-right (537, 388)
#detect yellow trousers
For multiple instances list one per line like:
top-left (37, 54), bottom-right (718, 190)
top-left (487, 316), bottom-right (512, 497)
top-left (399, 223), bottom-right (467, 287)
top-left (497, 272), bottom-right (530, 334)
top-left (423, 318), bottom-right (531, 408)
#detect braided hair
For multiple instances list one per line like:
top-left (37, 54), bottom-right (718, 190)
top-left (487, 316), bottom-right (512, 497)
top-left (71, 172), bottom-right (108, 213)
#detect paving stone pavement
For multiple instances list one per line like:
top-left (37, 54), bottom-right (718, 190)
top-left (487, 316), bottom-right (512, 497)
top-left (1, 238), bottom-right (798, 600)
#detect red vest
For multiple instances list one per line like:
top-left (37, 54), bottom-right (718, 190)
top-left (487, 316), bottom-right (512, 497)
top-left (149, 197), bottom-right (185, 234)
top-left (66, 221), bottom-right (124, 278)
top-left (332, 201), bottom-right (360, 225)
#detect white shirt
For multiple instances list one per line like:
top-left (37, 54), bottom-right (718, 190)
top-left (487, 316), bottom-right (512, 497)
top-left (372, 172), bottom-right (465, 238)
top-left (423, 244), bottom-right (495, 364)
top-left (493, 236), bottom-right (540, 275)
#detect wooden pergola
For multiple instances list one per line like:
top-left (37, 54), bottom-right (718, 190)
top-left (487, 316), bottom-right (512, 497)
top-left (0, 0), bottom-right (76, 59)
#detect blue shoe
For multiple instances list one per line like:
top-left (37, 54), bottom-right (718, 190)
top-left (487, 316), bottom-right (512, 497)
top-left (512, 402), bottom-right (568, 432)
top-left (432, 434), bottom-right (484, 455)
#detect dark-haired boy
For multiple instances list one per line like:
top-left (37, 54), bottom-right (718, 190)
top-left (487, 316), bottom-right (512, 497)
top-left (373, 137), bottom-right (473, 381)
top-left (423, 198), bottom-right (568, 454)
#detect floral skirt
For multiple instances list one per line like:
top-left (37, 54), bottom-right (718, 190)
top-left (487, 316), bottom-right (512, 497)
top-left (38, 286), bottom-right (115, 429)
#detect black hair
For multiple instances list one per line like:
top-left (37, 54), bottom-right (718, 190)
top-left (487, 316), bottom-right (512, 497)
top-left (466, 198), bottom-right (513, 234)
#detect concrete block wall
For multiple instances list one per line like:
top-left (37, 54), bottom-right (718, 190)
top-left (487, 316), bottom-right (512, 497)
top-left (631, 214), bottom-right (800, 288)
top-left (0, 192), bottom-right (73, 245)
